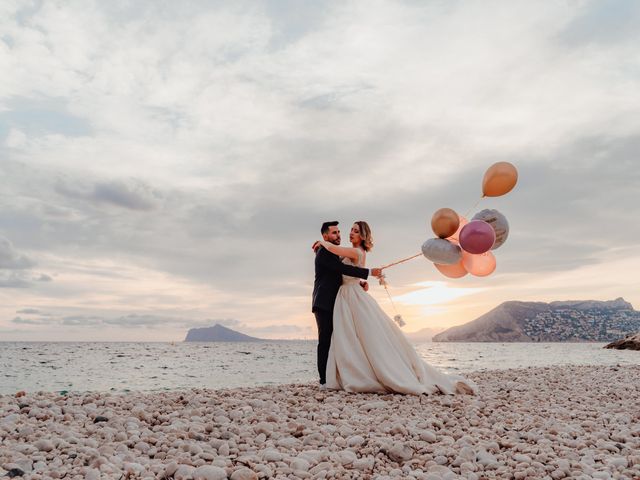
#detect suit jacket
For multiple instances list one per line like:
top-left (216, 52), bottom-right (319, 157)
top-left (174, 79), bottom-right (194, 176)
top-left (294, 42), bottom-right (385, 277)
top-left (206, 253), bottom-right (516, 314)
top-left (312, 246), bottom-right (369, 313)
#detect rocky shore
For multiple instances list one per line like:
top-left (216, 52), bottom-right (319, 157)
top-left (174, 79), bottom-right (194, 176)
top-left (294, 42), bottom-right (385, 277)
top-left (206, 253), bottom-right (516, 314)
top-left (1, 366), bottom-right (639, 479)
top-left (605, 333), bottom-right (640, 351)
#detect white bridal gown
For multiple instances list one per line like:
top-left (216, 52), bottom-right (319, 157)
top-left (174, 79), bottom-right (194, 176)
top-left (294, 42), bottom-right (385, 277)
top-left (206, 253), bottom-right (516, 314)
top-left (325, 250), bottom-right (476, 396)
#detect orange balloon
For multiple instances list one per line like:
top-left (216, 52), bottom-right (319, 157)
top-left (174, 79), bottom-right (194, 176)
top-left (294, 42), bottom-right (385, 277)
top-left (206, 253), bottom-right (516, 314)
top-left (448, 216), bottom-right (468, 242)
top-left (435, 259), bottom-right (468, 278)
top-left (462, 250), bottom-right (496, 277)
top-left (431, 208), bottom-right (460, 238)
top-left (482, 162), bottom-right (518, 197)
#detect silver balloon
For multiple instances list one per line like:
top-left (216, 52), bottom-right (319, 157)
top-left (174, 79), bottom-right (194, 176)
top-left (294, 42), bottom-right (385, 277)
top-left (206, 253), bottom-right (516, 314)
top-left (472, 209), bottom-right (509, 250)
top-left (421, 238), bottom-right (462, 265)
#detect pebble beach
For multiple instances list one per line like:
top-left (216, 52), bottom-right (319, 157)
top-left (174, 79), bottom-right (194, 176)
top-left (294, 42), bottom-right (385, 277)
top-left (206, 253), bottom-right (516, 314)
top-left (1, 365), bottom-right (639, 480)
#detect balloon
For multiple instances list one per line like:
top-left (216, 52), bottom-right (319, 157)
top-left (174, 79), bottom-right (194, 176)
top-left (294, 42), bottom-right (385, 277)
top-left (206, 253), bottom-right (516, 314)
top-left (472, 209), bottom-right (509, 250)
top-left (482, 162), bottom-right (518, 197)
top-left (421, 238), bottom-right (462, 265)
top-left (435, 259), bottom-right (468, 278)
top-left (459, 220), bottom-right (496, 254)
top-left (448, 216), bottom-right (468, 242)
top-left (431, 208), bottom-right (460, 239)
top-left (462, 250), bottom-right (496, 277)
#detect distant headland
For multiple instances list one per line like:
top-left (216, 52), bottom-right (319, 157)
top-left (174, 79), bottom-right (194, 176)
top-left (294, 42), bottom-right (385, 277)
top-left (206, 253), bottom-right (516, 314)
top-left (434, 298), bottom-right (640, 342)
top-left (184, 324), bottom-right (266, 342)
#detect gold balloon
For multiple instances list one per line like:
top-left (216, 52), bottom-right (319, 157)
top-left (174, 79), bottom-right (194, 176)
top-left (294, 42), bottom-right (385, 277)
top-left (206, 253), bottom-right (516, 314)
top-left (431, 208), bottom-right (460, 239)
top-left (482, 162), bottom-right (518, 197)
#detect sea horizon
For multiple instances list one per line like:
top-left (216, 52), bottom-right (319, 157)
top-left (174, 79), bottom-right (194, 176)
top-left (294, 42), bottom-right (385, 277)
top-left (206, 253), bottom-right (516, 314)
top-left (2, 341), bottom-right (638, 395)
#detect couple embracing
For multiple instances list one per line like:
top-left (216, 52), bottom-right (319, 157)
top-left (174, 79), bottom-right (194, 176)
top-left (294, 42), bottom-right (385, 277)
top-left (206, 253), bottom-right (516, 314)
top-left (312, 220), bottom-right (475, 396)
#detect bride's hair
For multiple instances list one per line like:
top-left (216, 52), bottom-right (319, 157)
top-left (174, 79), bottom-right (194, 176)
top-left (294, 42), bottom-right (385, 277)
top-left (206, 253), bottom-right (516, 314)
top-left (355, 221), bottom-right (373, 252)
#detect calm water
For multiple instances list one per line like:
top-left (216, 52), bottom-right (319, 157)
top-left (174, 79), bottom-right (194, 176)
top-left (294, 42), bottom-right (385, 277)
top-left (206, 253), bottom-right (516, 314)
top-left (1, 341), bottom-right (638, 394)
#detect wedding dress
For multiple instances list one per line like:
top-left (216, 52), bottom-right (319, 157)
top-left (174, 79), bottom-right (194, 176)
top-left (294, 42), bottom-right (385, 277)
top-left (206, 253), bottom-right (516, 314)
top-left (325, 250), bottom-right (476, 395)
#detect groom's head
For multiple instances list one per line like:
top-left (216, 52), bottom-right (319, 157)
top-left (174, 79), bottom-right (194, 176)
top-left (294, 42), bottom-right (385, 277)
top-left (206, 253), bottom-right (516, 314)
top-left (321, 221), bottom-right (341, 245)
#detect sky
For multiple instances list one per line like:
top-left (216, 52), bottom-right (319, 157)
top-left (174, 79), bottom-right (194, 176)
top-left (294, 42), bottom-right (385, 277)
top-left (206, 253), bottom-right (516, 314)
top-left (1, 0), bottom-right (639, 341)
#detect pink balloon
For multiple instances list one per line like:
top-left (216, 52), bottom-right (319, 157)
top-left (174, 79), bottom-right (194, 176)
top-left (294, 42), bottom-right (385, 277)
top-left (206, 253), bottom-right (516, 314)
top-left (435, 259), bottom-right (468, 278)
top-left (462, 251), bottom-right (496, 277)
top-left (447, 216), bottom-right (468, 243)
top-left (459, 220), bottom-right (496, 254)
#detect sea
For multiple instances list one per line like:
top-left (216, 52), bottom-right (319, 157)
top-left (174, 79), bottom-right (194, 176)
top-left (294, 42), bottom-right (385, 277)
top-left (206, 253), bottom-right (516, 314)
top-left (1, 341), bottom-right (638, 395)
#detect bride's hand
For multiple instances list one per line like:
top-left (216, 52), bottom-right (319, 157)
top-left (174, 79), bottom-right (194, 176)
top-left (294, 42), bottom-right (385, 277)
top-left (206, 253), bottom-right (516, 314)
top-left (371, 267), bottom-right (383, 277)
top-left (312, 241), bottom-right (322, 252)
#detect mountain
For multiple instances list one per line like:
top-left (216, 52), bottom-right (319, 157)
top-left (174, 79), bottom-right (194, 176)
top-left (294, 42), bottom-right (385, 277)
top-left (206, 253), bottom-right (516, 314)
top-left (405, 327), bottom-right (446, 343)
top-left (184, 324), bottom-right (265, 342)
top-left (433, 298), bottom-right (640, 342)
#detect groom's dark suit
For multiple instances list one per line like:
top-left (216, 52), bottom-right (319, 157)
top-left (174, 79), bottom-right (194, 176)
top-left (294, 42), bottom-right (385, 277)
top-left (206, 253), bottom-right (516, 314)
top-left (312, 246), bottom-right (369, 384)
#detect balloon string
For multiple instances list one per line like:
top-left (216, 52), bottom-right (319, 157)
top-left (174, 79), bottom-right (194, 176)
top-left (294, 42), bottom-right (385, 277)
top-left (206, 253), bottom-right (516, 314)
top-left (381, 195), bottom-right (483, 271)
top-left (382, 282), bottom-right (399, 315)
top-left (463, 196), bottom-right (483, 219)
top-left (381, 252), bottom-right (422, 270)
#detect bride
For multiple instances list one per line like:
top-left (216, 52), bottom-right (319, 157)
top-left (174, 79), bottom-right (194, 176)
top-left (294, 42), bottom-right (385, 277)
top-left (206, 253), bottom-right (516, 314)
top-left (315, 221), bottom-right (475, 395)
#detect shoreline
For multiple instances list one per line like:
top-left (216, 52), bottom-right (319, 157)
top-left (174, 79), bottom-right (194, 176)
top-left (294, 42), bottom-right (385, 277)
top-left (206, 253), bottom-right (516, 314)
top-left (1, 365), bottom-right (639, 479)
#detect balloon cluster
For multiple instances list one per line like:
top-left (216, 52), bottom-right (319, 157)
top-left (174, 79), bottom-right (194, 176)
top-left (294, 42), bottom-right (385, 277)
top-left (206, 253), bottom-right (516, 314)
top-left (421, 162), bottom-right (518, 278)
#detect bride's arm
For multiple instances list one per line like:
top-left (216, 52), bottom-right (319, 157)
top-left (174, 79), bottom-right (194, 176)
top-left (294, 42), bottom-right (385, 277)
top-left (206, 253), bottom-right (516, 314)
top-left (317, 241), bottom-right (360, 261)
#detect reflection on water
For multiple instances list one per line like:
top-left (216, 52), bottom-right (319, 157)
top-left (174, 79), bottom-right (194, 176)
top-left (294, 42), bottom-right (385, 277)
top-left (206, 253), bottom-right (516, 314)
top-left (1, 341), bottom-right (638, 394)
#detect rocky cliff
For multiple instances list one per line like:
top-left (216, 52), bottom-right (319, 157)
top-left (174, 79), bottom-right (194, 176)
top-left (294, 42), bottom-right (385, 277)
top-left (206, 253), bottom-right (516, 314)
top-left (433, 298), bottom-right (640, 342)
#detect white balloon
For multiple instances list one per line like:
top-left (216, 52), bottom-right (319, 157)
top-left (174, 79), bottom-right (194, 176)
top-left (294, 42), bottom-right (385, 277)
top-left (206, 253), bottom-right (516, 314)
top-left (421, 238), bottom-right (462, 265)
top-left (472, 209), bottom-right (509, 250)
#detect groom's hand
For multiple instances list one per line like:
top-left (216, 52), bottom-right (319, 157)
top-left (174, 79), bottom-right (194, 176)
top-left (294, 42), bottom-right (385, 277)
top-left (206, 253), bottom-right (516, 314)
top-left (371, 267), bottom-right (383, 277)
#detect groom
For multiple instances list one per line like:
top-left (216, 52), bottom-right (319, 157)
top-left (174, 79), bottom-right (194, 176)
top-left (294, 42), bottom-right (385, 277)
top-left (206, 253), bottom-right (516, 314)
top-left (312, 221), bottom-right (382, 387)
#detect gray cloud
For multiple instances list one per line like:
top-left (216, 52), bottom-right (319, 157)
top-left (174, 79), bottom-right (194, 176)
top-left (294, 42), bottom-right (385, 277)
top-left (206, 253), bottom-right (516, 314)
top-left (0, 235), bottom-right (35, 269)
top-left (0, 271), bottom-right (30, 288)
top-left (12, 316), bottom-right (54, 325)
top-left (92, 180), bottom-right (160, 211)
top-left (55, 178), bottom-right (160, 211)
top-left (61, 315), bottom-right (103, 326)
top-left (16, 308), bottom-right (41, 314)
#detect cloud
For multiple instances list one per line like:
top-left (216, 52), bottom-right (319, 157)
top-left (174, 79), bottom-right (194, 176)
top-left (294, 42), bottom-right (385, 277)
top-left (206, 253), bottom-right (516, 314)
top-left (7, 309), bottom-right (308, 338)
top-left (103, 314), bottom-right (183, 328)
top-left (12, 316), bottom-right (54, 325)
top-left (214, 318), bottom-right (244, 328)
top-left (4, 128), bottom-right (27, 148)
top-left (57, 314), bottom-right (241, 329)
top-left (0, 271), bottom-right (30, 288)
top-left (243, 323), bottom-right (311, 336)
top-left (16, 308), bottom-right (41, 314)
top-left (1, 1), bottom-right (639, 338)
top-left (558, 0), bottom-right (640, 47)
top-left (55, 177), bottom-right (160, 211)
top-left (92, 180), bottom-right (160, 211)
top-left (0, 235), bottom-right (47, 289)
top-left (61, 315), bottom-right (103, 326)
top-left (0, 235), bottom-right (35, 269)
